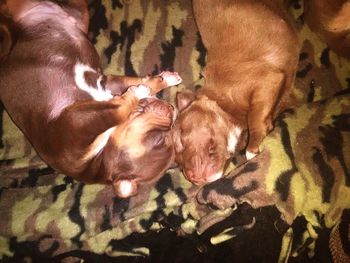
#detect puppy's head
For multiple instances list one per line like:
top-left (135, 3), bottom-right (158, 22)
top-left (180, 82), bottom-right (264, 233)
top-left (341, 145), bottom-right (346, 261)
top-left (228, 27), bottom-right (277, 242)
top-left (172, 90), bottom-right (242, 185)
top-left (107, 98), bottom-right (175, 198)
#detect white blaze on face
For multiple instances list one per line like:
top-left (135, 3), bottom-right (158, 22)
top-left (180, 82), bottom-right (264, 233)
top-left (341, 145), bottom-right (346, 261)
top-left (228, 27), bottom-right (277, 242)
top-left (74, 63), bottom-right (113, 101)
top-left (227, 126), bottom-right (242, 154)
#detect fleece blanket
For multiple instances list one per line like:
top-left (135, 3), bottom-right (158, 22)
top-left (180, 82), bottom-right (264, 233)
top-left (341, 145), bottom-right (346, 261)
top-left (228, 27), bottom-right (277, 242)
top-left (0, 0), bottom-right (349, 262)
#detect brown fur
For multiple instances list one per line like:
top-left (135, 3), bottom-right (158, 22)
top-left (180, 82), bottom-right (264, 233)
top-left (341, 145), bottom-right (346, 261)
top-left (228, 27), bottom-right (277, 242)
top-left (304, 0), bottom-right (350, 58)
top-left (173, 0), bottom-right (300, 185)
top-left (0, 0), bottom-right (181, 197)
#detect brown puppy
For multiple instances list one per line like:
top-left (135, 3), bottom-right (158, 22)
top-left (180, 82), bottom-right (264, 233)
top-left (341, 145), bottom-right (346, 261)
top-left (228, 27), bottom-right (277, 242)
top-left (0, 0), bottom-right (182, 197)
top-left (173, 0), bottom-right (300, 185)
top-left (304, 0), bottom-right (350, 58)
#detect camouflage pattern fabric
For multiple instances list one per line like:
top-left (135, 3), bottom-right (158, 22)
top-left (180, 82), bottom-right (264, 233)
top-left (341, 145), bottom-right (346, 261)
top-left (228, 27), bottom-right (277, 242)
top-left (0, 0), bottom-right (349, 262)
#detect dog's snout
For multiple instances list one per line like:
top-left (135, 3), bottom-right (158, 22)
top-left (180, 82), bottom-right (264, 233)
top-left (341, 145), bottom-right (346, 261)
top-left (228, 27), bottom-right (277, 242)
top-left (183, 155), bottom-right (224, 185)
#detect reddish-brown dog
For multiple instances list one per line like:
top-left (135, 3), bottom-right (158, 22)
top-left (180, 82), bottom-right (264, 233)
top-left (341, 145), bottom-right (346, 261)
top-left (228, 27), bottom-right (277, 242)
top-left (173, 0), bottom-right (300, 185)
top-left (0, 0), bottom-right (182, 197)
top-left (304, 0), bottom-right (350, 58)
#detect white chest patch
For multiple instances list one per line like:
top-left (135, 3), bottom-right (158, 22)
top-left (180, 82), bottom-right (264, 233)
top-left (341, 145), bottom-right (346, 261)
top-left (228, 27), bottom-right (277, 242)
top-left (74, 63), bottom-right (113, 101)
top-left (227, 126), bottom-right (242, 154)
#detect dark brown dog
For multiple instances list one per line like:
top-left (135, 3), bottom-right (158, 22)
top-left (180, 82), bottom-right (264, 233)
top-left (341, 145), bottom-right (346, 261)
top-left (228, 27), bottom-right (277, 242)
top-left (304, 0), bottom-right (350, 58)
top-left (173, 0), bottom-right (300, 185)
top-left (0, 0), bottom-right (182, 197)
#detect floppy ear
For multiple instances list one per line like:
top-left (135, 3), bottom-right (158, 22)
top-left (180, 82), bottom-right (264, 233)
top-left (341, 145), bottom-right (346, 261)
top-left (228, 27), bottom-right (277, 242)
top-left (134, 99), bottom-right (174, 131)
top-left (176, 90), bottom-right (195, 112)
top-left (113, 179), bottom-right (138, 198)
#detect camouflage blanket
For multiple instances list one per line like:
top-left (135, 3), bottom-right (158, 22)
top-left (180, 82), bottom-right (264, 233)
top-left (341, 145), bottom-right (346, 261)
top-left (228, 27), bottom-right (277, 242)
top-left (0, 0), bottom-right (350, 262)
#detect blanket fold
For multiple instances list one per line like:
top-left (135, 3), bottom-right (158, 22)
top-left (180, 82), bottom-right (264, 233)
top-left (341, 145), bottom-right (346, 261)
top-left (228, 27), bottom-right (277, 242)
top-left (1, 0), bottom-right (349, 261)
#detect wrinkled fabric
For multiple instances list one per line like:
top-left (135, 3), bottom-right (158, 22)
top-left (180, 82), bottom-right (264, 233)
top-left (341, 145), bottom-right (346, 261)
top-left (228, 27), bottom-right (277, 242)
top-left (0, 0), bottom-right (349, 261)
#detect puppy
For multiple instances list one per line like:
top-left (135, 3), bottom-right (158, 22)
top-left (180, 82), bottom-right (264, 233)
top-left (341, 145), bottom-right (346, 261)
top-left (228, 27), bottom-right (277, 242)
top-left (0, 0), bottom-right (182, 198)
top-left (304, 0), bottom-right (350, 58)
top-left (173, 0), bottom-right (300, 185)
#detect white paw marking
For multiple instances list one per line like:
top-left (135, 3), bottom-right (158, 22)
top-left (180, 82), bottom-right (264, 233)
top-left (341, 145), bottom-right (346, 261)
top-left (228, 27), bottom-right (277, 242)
top-left (130, 84), bottom-right (151, 99)
top-left (118, 180), bottom-right (134, 198)
top-left (246, 151), bottom-right (257, 160)
top-left (74, 63), bottom-right (113, 101)
top-left (160, 71), bottom-right (182, 86)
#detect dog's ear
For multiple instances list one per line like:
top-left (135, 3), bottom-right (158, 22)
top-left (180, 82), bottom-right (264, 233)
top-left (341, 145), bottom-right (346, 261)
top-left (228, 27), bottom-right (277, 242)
top-left (176, 90), bottom-right (195, 112)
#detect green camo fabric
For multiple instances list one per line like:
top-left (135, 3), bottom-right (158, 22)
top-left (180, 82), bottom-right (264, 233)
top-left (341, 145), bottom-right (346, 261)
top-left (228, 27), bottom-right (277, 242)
top-left (0, 0), bottom-right (349, 261)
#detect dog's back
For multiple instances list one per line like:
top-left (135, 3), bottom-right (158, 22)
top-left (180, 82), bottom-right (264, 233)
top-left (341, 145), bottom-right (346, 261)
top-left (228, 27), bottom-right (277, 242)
top-left (193, 0), bottom-right (299, 116)
top-left (194, 0), bottom-right (297, 63)
top-left (0, 0), bottom-right (98, 128)
top-left (304, 0), bottom-right (350, 58)
top-left (173, 0), bottom-right (300, 184)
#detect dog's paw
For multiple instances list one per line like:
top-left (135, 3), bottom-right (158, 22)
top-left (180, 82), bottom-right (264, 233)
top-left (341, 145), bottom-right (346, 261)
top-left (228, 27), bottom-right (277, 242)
top-left (129, 84), bottom-right (151, 99)
top-left (113, 179), bottom-right (138, 198)
top-left (160, 71), bottom-right (182, 87)
top-left (245, 151), bottom-right (257, 160)
top-left (141, 72), bottom-right (182, 95)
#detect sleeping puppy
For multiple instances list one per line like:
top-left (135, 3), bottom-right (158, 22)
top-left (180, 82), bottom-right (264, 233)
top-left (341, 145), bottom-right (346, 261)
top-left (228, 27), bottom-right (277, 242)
top-left (304, 0), bottom-right (350, 58)
top-left (173, 0), bottom-right (300, 185)
top-left (0, 0), bottom-right (182, 198)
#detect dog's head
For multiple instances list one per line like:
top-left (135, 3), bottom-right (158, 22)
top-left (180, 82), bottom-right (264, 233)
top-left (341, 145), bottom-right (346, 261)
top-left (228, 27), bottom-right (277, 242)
top-left (172, 90), bottom-right (242, 185)
top-left (106, 98), bottom-right (175, 198)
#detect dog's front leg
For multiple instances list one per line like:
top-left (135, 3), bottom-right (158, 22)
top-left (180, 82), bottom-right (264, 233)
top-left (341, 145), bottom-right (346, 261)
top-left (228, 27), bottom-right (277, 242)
top-left (104, 71), bottom-right (182, 96)
top-left (246, 71), bottom-right (285, 160)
